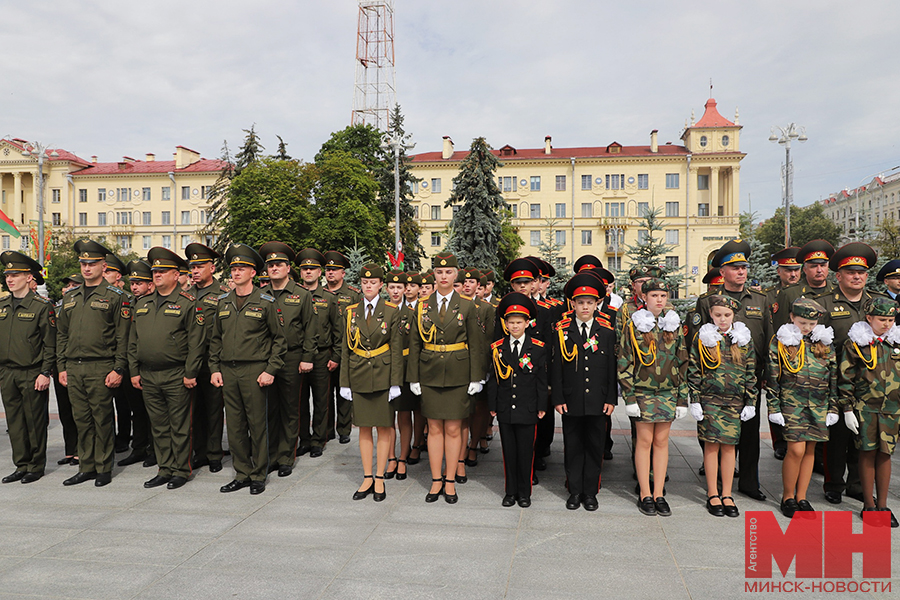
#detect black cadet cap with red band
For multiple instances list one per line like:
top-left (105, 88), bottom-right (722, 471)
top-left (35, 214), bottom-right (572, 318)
top-left (702, 267), bottom-right (724, 286)
top-left (564, 272), bottom-right (607, 301)
top-left (829, 242), bottom-right (877, 272)
top-left (796, 240), bottom-right (834, 265)
top-left (573, 254), bottom-right (603, 273)
top-left (771, 247), bottom-right (801, 270)
top-left (504, 258), bottom-right (539, 282)
top-left (496, 292), bottom-right (537, 321)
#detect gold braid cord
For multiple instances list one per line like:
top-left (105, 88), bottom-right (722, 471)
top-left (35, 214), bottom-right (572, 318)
top-left (853, 342), bottom-right (878, 371)
top-left (629, 322), bottom-right (656, 367)
top-left (493, 347), bottom-right (513, 380)
top-left (698, 337), bottom-right (721, 372)
top-left (346, 306), bottom-right (361, 352)
top-left (416, 301), bottom-right (435, 343)
top-left (558, 327), bottom-right (578, 362)
top-left (778, 340), bottom-right (805, 374)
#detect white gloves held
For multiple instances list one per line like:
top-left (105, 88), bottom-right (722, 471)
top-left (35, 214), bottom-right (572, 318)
top-left (389, 385), bottom-right (401, 401)
top-left (339, 387), bottom-right (352, 401)
top-left (675, 406), bottom-right (688, 420)
top-left (625, 403), bottom-right (641, 419)
top-left (843, 411), bottom-right (859, 434)
top-left (824, 412), bottom-right (838, 427)
top-left (768, 412), bottom-right (785, 427)
top-left (467, 381), bottom-right (483, 395)
top-left (740, 405), bottom-right (756, 422)
top-left (409, 382), bottom-right (422, 396)
top-left (690, 403), bottom-right (704, 422)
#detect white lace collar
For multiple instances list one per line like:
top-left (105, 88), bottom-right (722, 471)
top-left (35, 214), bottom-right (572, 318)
top-left (776, 323), bottom-right (802, 347)
top-left (850, 321), bottom-right (900, 346)
top-left (632, 308), bottom-right (681, 333)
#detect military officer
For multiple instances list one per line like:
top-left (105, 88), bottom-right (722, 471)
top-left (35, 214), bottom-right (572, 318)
top-left (259, 241), bottom-right (316, 477)
top-left (0, 252), bottom-right (55, 483)
top-left (185, 243), bottom-right (230, 473)
top-left (820, 242), bottom-right (879, 505)
top-left (296, 248), bottom-right (341, 457)
top-left (876, 259), bottom-right (900, 323)
top-left (401, 273), bottom-right (428, 467)
top-left (209, 245), bottom-right (287, 495)
top-left (129, 248), bottom-right (205, 489)
top-left (54, 274), bottom-right (83, 466)
top-left (57, 239), bottom-right (130, 487)
top-left (772, 240), bottom-right (837, 331)
top-left (323, 250), bottom-right (360, 444)
top-left (104, 252), bottom-right (134, 454)
top-left (691, 239), bottom-right (769, 501)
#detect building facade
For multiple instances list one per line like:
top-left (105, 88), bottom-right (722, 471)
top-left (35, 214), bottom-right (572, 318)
top-left (408, 98), bottom-right (745, 297)
top-left (0, 138), bottom-right (224, 257)
top-left (819, 167), bottom-right (900, 241)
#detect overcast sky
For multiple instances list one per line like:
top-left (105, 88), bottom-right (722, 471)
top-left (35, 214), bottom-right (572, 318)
top-left (3, 1), bottom-right (897, 222)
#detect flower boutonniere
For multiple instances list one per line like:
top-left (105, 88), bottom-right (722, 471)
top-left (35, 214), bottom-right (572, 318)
top-left (583, 336), bottom-right (599, 352)
top-left (519, 354), bottom-right (533, 370)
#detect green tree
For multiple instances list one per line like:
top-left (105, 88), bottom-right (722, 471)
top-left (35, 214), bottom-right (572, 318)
top-left (741, 211), bottom-right (777, 289)
top-left (44, 229), bottom-right (81, 301)
top-left (445, 137), bottom-right (505, 272)
top-left (874, 218), bottom-right (900, 259)
top-left (234, 124), bottom-right (264, 175)
top-left (199, 140), bottom-right (235, 260)
top-left (624, 207), bottom-right (691, 309)
top-left (273, 135), bottom-right (291, 161)
top-left (344, 240), bottom-right (372, 288)
top-left (756, 203), bottom-right (842, 257)
top-left (537, 218), bottom-right (573, 298)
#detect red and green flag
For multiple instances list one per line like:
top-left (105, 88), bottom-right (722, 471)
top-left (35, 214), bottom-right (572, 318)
top-left (0, 208), bottom-right (19, 238)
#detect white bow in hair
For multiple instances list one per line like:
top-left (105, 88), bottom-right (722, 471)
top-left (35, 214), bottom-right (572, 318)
top-left (810, 324), bottom-right (834, 346)
top-left (847, 321), bottom-right (875, 346)
top-left (729, 321), bottom-right (752, 347)
top-left (631, 309), bottom-right (656, 333)
top-left (698, 323), bottom-right (722, 347)
top-left (658, 310), bottom-right (681, 332)
top-left (776, 323), bottom-right (802, 347)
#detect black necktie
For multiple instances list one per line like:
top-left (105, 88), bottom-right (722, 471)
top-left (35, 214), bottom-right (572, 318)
top-left (513, 339), bottom-right (520, 359)
top-left (581, 323), bottom-right (588, 341)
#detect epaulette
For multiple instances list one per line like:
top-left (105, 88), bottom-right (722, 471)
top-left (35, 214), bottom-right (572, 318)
top-left (491, 339), bottom-right (504, 349)
top-left (259, 293), bottom-right (275, 303)
top-left (555, 318), bottom-right (571, 330)
top-left (536, 300), bottom-right (550, 309)
top-left (531, 338), bottom-right (545, 347)
top-left (0, 291), bottom-right (10, 300)
top-left (748, 287), bottom-right (766, 297)
top-left (218, 292), bottom-right (230, 300)
top-left (32, 294), bottom-right (51, 304)
top-left (698, 289), bottom-right (716, 299)
top-left (595, 319), bottom-right (614, 331)
top-left (348, 285), bottom-right (360, 293)
top-left (106, 285), bottom-right (124, 295)
top-left (347, 302), bottom-right (360, 310)
top-left (179, 291), bottom-right (196, 302)
top-left (561, 309), bottom-right (573, 319)
top-left (385, 301), bottom-right (398, 308)
top-left (763, 285), bottom-right (779, 294)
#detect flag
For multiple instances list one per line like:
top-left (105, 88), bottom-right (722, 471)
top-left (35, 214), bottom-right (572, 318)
top-left (0, 208), bottom-right (19, 238)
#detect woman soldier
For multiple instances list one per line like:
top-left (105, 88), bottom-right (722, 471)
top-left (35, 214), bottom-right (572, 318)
top-left (408, 253), bottom-right (485, 504)
top-left (339, 264), bottom-right (403, 502)
top-left (618, 278), bottom-right (688, 517)
top-left (383, 270), bottom-right (411, 480)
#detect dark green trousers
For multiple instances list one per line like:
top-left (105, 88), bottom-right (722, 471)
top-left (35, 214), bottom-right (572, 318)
top-left (269, 349), bottom-right (301, 467)
top-left (141, 366), bottom-right (192, 478)
top-left (300, 350), bottom-right (332, 448)
top-left (0, 366), bottom-right (48, 473)
top-left (222, 361), bottom-right (269, 482)
top-left (192, 367), bottom-right (225, 462)
top-left (68, 360), bottom-right (115, 474)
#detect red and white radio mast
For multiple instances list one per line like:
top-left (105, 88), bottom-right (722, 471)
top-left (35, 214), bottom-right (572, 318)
top-left (351, 0), bottom-right (396, 131)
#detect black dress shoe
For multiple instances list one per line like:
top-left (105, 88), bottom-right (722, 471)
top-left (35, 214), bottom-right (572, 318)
top-left (739, 488), bottom-right (766, 501)
top-left (117, 453), bottom-right (145, 467)
top-left (278, 465), bottom-right (293, 478)
top-left (425, 478), bottom-right (443, 503)
top-left (353, 476), bottom-right (374, 501)
top-left (517, 496), bottom-right (532, 508)
top-left (309, 447), bottom-right (323, 458)
top-left (824, 491), bottom-right (842, 504)
top-left (395, 459), bottom-right (408, 481)
top-left (21, 472), bottom-right (43, 484)
top-left (190, 457), bottom-right (210, 470)
top-left (566, 494), bottom-right (582, 510)
top-left (443, 480), bottom-right (458, 504)
top-left (637, 496), bottom-right (656, 516)
top-left (706, 495), bottom-right (725, 517)
top-left (144, 475), bottom-right (171, 488)
top-left (1, 471), bottom-right (26, 484)
top-left (603, 450), bottom-right (613, 460)
top-left (654, 496), bottom-right (671, 516)
top-left (502, 494), bottom-right (516, 507)
top-left (296, 444), bottom-right (311, 456)
top-left (455, 461), bottom-right (467, 484)
top-left (115, 442), bottom-right (130, 453)
top-left (70, 457), bottom-right (79, 466)
top-left (373, 475), bottom-right (386, 502)
top-left (534, 457), bottom-right (547, 471)
top-left (780, 497), bottom-right (800, 518)
top-left (721, 496), bottom-right (740, 518)
top-left (774, 447), bottom-right (786, 460)
top-left (57, 456), bottom-right (75, 465)
top-left (582, 495), bottom-right (599, 511)
top-left (796, 499), bottom-right (814, 512)
top-left (167, 476), bottom-right (187, 490)
top-left (249, 481), bottom-right (266, 495)
top-left (142, 456), bottom-right (157, 468)
top-left (880, 507), bottom-right (899, 528)
top-left (94, 472), bottom-right (112, 487)
top-left (339, 435), bottom-right (351, 444)
top-left (63, 471), bottom-right (96, 486)
top-left (220, 479), bottom-right (249, 493)
top-left (532, 472), bottom-right (539, 486)
top-left (209, 460), bottom-right (222, 473)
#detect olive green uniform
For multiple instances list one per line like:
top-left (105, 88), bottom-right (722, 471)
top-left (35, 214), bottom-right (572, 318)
top-left (327, 281), bottom-right (360, 437)
top-left (209, 287), bottom-right (286, 483)
top-left (128, 289), bottom-right (205, 478)
top-left (261, 280), bottom-right (316, 467)
top-left (56, 284), bottom-right (130, 476)
top-left (299, 284), bottom-right (341, 449)
top-left (771, 276), bottom-right (836, 331)
top-left (393, 300), bottom-right (419, 411)
top-left (0, 291), bottom-right (56, 474)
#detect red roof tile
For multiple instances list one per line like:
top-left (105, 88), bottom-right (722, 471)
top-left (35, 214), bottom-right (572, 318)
top-left (70, 158), bottom-right (228, 176)
top-left (2, 138), bottom-right (92, 167)
top-left (411, 144), bottom-right (690, 163)
top-left (692, 98), bottom-right (735, 128)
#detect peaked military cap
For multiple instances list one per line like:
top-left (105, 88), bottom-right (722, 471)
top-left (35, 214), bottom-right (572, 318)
top-left (537, 258), bottom-right (555, 278)
top-left (62, 273), bottom-right (84, 286)
top-left (259, 241), bottom-right (296, 264)
top-left (712, 239), bottom-right (751, 268)
top-left (148, 247), bottom-right (188, 271)
top-left (797, 240), bottom-right (834, 264)
top-left (702, 267), bottom-right (724, 286)
top-left (296, 248), bottom-right (325, 268)
top-left (324, 251), bottom-right (350, 269)
top-left (1, 250), bottom-right (41, 277)
top-left (104, 253), bottom-right (126, 274)
top-left (432, 252), bottom-right (458, 269)
top-left (504, 258), bottom-right (539, 282)
top-left (126, 259), bottom-right (152, 281)
top-left (771, 247), bottom-right (801, 269)
top-left (497, 292), bottom-right (537, 320)
top-left (574, 254), bottom-right (604, 273)
top-left (565, 272), bottom-right (607, 300)
top-left (829, 242), bottom-right (877, 272)
top-left (225, 244), bottom-right (263, 272)
top-left (359, 263), bottom-right (384, 280)
top-left (185, 242), bottom-right (219, 266)
top-left (877, 259), bottom-right (900, 282)
top-left (74, 239), bottom-right (112, 263)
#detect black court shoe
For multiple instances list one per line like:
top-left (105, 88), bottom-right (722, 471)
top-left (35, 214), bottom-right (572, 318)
top-left (721, 496), bottom-right (740, 518)
top-left (395, 459), bottom-right (408, 481)
top-left (706, 495), bottom-right (724, 517)
top-left (373, 475), bottom-right (386, 502)
top-left (384, 458), bottom-right (398, 480)
top-left (455, 461), bottom-right (467, 484)
top-left (464, 446), bottom-right (479, 467)
top-left (353, 475), bottom-right (374, 501)
top-left (443, 478), bottom-right (458, 504)
top-left (425, 478), bottom-right (443, 503)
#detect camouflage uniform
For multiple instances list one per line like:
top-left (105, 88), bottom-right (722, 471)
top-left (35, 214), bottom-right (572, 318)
top-left (687, 333), bottom-right (756, 445)
top-left (771, 276), bottom-right (835, 332)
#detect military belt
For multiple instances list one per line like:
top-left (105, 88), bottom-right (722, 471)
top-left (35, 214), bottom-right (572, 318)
top-left (423, 342), bottom-right (468, 352)
top-left (352, 344), bottom-right (390, 359)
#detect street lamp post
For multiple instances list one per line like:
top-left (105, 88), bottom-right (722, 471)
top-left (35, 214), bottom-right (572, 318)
top-left (21, 141), bottom-right (57, 267)
top-left (768, 124), bottom-right (807, 247)
top-left (382, 133), bottom-right (414, 260)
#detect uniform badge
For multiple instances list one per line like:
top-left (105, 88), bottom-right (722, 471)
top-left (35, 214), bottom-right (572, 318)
top-left (121, 307), bottom-right (131, 319)
top-left (519, 354), bottom-right (533, 371)
top-left (772, 302), bottom-right (779, 314)
top-left (583, 336), bottom-right (599, 352)
top-left (691, 312), bottom-right (701, 326)
top-left (381, 321), bottom-right (387, 335)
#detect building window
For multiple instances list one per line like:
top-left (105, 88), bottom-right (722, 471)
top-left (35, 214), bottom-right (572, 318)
top-left (555, 257), bottom-right (566, 268)
top-left (555, 175), bottom-right (566, 191)
top-left (608, 256), bottom-right (621, 271)
top-left (665, 202), bottom-right (679, 217)
top-left (116, 211), bottom-right (132, 225)
top-left (637, 230), bottom-right (649, 244)
top-left (430, 178), bottom-right (441, 193)
top-left (97, 213), bottom-right (107, 226)
top-left (700, 135), bottom-right (708, 148)
top-left (637, 174), bottom-right (649, 190)
top-left (142, 235), bottom-right (151, 250)
top-left (162, 187), bottom-right (171, 201)
top-left (199, 210), bottom-right (207, 224)
top-left (698, 203), bottom-right (709, 217)
top-left (499, 176), bottom-right (517, 192)
top-left (430, 233), bottom-right (441, 247)
top-left (162, 235), bottom-right (172, 249)
top-left (605, 174), bottom-right (624, 190)
top-left (722, 135), bottom-right (730, 147)
top-left (142, 187), bottom-right (151, 201)
top-left (1, 236), bottom-right (8, 250)
top-left (430, 206), bottom-right (441, 220)
top-left (52, 212), bottom-right (61, 226)
top-left (665, 230), bottom-right (679, 245)
top-left (118, 188), bottom-right (131, 202)
top-left (411, 181), bottom-right (419, 195)
top-left (665, 173), bottom-right (679, 189)
top-left (530, 204), bottom-right (541, 219)
top-left (555, 203), bottom-right (566, 218)
top-left (530, 176), bottom-right (541, 192)
top-left (581, 203), bottom-right (593, 218)
top-left (581, 175), bottom-right (592, 190)
top-left (98, 188), bottom-right (106, 202)
top-left (78, 212), bottom-right (87, 226)
top-left (51, 189), bottom-right (61, 203)
top-left (697, 174), bottom-right (709, 190)
top-left (605, 202), bottom-right (623, 217)
top-left (637, 202), bottom-right (649, 217)
top-left (507, 203), bottom-right (517, 218)
top-left (181, 211), bottom-right (190, 225)
top-left (181, 186), bottom-right (190, 200)
top-left (161, 211), bottom-right (171, 225)
top-left (201, 186), bottom-right (212, 199)
top-left (555, 230), bottom-right (566, 246)
top-left (116, 235), bottom-right (132, 250)
top-left (142, 211), bottom-right (151, 225)
top-left (665, 256), bottom-right (679, 270)
top-left (79, 189), bottom-right (87, 203)
top-left (181, 235), bottom-right (190, 249)
top-left (530, 231), bottom-right (541, 246)
top-left (581, 230), bottom-right (592, 245)
top-left (605, 229), bottom-right (624, 248)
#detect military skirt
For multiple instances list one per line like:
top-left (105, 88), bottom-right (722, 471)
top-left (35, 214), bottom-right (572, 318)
top-left (352, 390), bottom-right (394, 428)
top-left (421, 384), bottom-right (472, 420)
top-left (634, 390), bottom-right (677, 423)
top-left (392, 383), bottom-right (420, 412)
top-left (697, 403), bottom-right (742, 445)
top-left (781, 405), bottom-right (829, 443)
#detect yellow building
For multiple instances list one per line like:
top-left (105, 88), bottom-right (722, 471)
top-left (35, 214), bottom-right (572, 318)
top-left (408, 98), bottom-right (745, 297)
top-left (0, 138), bottom-right (224, 257)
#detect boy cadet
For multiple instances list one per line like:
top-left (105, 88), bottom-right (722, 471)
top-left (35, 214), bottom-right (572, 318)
top-left (185, 243), bottom-right (230, 473)
top-left (259, 241), bottom-right (316, 477)
top-left (0, 251), bottom-right (55, 484)
top-left (324, 250), bottom-right (360, 444)
top-left (210, 245), bottom-right (286, 495)
top-left (129, 248), bottom-right (205, 490)
top-left (57, 239), bottom-right (130, 487)
top-left (297, 248), bottom-right (341, 457)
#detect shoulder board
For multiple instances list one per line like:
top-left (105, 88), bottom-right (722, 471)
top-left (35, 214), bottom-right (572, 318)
top-left (595, 315), bottom-right (610, 323)
top-left (561, 309), bottom-right (573, 318)
top-left (763, 285), bottom-right (778, 293)
top-left (531, 338), bottom-right (545, 347)
top-left (0, 291), bottom-right (10, 301)
top-left (536, 300), bottom-right (550, 308)
top-left (595, 320), bottom-right (614, 331)
top-left (748, 288), bottom-right (766, 297)
top-left (217, 292), bottom-right (230, 300)
top-left (259, 293), bottom-right (275, 303)
top-left (347, 302), bottom-right (360, 310)
top-left (385, 301), bottom-right (398, 308)
top-left (321, 288), bottom-right (337, 297)
top-left (491, 339), bottom-right (504, 349)
top-left (106, 285), bottom-right (124, 295)
top-left (348, 285), bottom-right (360, 293)
top-left (698, 290), bottom-right (715, 299)
top-left (32, 294), bottom-right (51, 304)
top-left (179, 291), bottom-right (196, 302)
top-left (555, 318), bottom-right (571, 330)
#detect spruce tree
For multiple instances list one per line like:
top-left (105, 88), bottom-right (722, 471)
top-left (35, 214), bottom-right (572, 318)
top-left (537, 218), bottom-right (573, 297)
top-left (234, 125), bottom-right (264, 175)
top-left (199, 140), bottom-right (235, 262)
top-left (274, 135), bottom-right (291, 161)
top-left (445, 137), bottom-right (505, 272)
top-left (625, 206), bottom-right (692, 312)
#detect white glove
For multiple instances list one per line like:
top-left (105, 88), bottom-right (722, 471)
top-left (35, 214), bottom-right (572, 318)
top-left (740, 405), bottom-right (757, 422)
top-left (625, 403), bottom-right (641, 419)
top-left (339, 387), bottom-right (353, 401)
top-left (825, 412), bottom-right (839, 427)
top-left (768, 412), bottom-right (785, 427)
top-left (689, 403), bottom-right (704, 422)
top-left (389, 385), bottom-right (401, 401)
top-left (675, 406), bottom-right (688, 420)
top-left (843, 411), bottom-right (859, 434)
top-left (409, 382), bottom-right (421, 396)
top-left (467, 381), bottom-right (483, 395)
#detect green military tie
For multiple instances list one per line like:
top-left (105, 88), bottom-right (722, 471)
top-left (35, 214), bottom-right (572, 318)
top-left (439, 298), bottom-right (447, 322)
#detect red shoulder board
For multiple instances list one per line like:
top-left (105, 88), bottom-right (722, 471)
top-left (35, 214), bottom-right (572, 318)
top-left (561, 309), bottom-right (573, 318)
top-left (536, 300), bottom-right (550, 309)
top-left (180, 291), bottom-right (196, 302)
top-left (555, 318), bottom-right (571, 330)
top-left (531, 338), bottom-right (545, 347)
top-left (552, 298), bottom-right (563, 306)
top-left (491, 339), bottom-right (504, 349)
top-left (385, 301), bottom-right (398, 308)
top-left (595, 318), bottom-right (614, 331)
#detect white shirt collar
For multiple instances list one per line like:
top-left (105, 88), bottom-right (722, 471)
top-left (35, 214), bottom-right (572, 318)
top-left (436, 290), bottom-right (453, 305)
top-left (576, 317), bottom-right (593, 330)
top-left (510, 333), bottom-right (525, 347)
top-left (365, 297), bottom-right (379, 312)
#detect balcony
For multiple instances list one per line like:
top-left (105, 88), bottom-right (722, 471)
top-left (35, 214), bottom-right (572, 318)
top-left (109, 225), bottom-right (134, 235)
top-left (599, 217), bottom-right (629, 230)
top-left (691, 215), bottom-right (738, 226)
